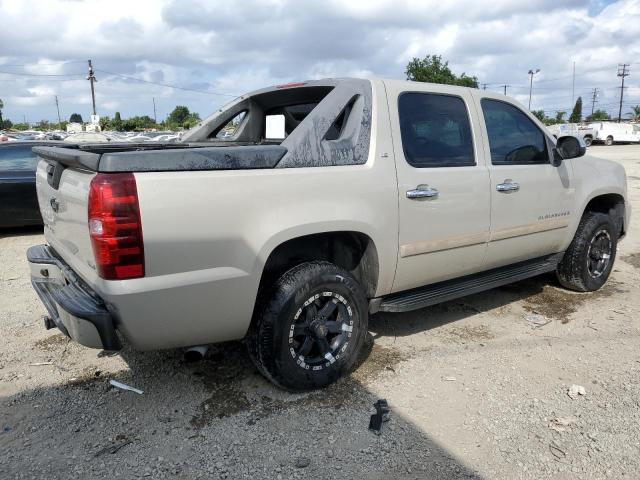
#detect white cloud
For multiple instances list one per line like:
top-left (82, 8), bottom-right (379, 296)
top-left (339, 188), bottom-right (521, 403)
top-left (0, 0), bottom-right (638, 122)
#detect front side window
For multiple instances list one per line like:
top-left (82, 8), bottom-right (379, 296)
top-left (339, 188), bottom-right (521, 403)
top-left (398, 92), bottom-right (475, 168)
top-left (481, 99), bottom-right (548, 165)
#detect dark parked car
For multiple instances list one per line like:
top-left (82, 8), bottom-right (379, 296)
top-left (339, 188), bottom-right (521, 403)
top-left (0, 142), bottom-right (61, 227)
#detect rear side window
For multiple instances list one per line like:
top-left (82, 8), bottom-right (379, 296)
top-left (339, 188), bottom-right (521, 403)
top-left (215, 111), bottom-right (246, 139)
top-left (398, 93), bottom-right (475, 168)
top-left (0, 146), bottom-right (39, 171)
top-left (481, 99), bottom-right (548, 165)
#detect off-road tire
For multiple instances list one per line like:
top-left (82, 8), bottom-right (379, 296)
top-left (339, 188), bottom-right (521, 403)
top-left (605, 136), bottom-right (614, 146)
top-left (556, 211), bottom-right (617, 292)
top-left (583, 136), bottom-right (592, 147)
top-left (247, 261), bottom-right (368, 391)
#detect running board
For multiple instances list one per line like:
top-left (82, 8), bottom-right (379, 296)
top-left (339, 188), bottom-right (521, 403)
top-left (374, 253), bottom-right (564, 313)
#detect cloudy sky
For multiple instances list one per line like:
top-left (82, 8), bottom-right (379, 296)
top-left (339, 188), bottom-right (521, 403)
top-left (0, 0), bottom-right (639, 124)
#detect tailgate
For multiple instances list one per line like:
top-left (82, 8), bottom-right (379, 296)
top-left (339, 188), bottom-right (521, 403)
top-left (35, 149), bottom-right (99, 284)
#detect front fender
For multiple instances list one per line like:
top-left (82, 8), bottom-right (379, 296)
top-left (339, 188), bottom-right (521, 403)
top-left (562, 156), bottom-right (628, 250)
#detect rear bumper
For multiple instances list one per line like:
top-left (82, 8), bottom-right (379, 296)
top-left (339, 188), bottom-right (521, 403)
top-left (27, 244), bottom-right (121, 351)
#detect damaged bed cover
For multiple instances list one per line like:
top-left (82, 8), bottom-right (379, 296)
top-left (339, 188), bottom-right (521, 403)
top-left (31, 144), bottom-right (287, 172)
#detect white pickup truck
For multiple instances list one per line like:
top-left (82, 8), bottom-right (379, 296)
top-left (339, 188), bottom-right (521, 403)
top-left (27, 78), bottom-right (629, 391)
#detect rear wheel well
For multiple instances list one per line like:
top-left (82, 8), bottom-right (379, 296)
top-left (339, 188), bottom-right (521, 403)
top-left (257, 232), bottom-right (379, 299)
top-left (584, 194), bottom-right (625, 236)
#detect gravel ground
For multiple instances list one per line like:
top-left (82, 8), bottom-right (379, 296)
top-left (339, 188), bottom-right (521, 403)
top-left (1, 145), bottom-right (640, 479)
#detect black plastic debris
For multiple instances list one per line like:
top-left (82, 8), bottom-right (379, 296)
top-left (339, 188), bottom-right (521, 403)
top-left (368, 399), bottom-right (391, 435)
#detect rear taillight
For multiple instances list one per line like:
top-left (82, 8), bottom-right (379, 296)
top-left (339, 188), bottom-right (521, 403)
top-left (88, 173), bottom-right (144, 280)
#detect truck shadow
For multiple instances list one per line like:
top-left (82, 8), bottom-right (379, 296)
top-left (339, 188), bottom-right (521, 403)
top-left (2, 272), bottom-right (626, 478)
top-left (369, 271), bottom-right (627, 338)
top-left (0, 337), bottom-right (484, 479)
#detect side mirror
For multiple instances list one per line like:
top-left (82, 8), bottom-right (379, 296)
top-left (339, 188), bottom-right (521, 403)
top-left (556, 135), bottom-right (586, 161)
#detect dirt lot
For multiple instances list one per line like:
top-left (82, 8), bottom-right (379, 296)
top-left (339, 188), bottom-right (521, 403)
top-left (1, 145), bottom-right (640, 479)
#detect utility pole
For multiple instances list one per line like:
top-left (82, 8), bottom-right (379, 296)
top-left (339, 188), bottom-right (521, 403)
top-left (590, 88), bottom-right (599, 116)
top-left (617, 64), bottom-right (629, 123)
top-left (54, 95), bottom-right (61, 126)
top-left (87, 59), bottom-right (98, 118)
top-left (481, 83), bottom-right (488, 90)
top-left (528, 69), bottom-right (540, 110)
top-left (501, 85), bottom-right (509, 95)
top-left (153, 97), bottom-right (157, 124)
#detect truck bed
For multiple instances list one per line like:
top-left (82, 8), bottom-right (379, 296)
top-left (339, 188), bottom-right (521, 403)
top-left (32, 143), bottom-right (288, 173)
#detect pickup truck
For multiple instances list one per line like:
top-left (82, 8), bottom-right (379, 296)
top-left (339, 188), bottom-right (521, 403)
top-left (27, 78), bottom-right (629, 391)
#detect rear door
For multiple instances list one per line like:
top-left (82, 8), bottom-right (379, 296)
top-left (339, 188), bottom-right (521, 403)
top-left (473, 94), bottom-right (575, 268)
top-left (385, 81), bottom-right (491, 292)
top-left (35, 156), bottom-right (98, 282)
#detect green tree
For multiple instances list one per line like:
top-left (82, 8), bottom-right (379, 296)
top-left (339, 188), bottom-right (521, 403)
top-left (99, 116), bottom-right (111, 131)
top-left (12, 123), bottom-right (30, 131)
top-left (122, 115), bottom-right (157, 131)
top-left (35, 120), bottom-right (51, 131)
top-left (531, 110), bottom-right (546, 122)
top-left (1, 119), bottom-right (13, 129)
top-left (555, 111), bottom-right (566, 123)
top-left (183, 112), bottom-right (201, 129)
top-left (112, 112), bottom-right (124, 131)
top-left (569, 97), bottom-right (582, 123)
top-left (630, 105), bottom-right (640, 121)
top-left (167, 106), bottom-right (191, 126)
top-left (586, 109), bottom-right (611, 122)
top-left (405, 54), bottom-right (478, 88)
top-left (69, 113), bottom-right (83, 123)
top-left (0, 98), bottom-right (4, 125)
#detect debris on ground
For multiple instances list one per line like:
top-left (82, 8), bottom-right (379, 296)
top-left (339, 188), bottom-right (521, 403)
top-left (109, 380), bottom-right (144, 395)
top-left (549, 442), bottom-right (567, 460)
top-left (524, 313), bottom-right (551, 328)
top-left (549, 416), bottom-right (577, 433)
top-left (294, 457), bottom-right (311, 468)
top-left (28, 362), bottom-right (53, 366)
top-left (567, 384), bottom-right (586, 400)
top-left (444, 376), bottom-right (456, 381)
top-left (369, 399), bottom-right (391, 435)
top-left (94, 439), bottom-right (133, 457)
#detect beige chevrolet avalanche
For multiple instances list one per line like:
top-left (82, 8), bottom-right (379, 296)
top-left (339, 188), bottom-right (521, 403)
top-left (27, 78), bottom-right (629, 390)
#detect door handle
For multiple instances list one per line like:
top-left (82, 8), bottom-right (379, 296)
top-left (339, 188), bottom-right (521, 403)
top-left (496, 180), bottom-right (520, 193)
top-left (406, 187), bottom-right (439, 199)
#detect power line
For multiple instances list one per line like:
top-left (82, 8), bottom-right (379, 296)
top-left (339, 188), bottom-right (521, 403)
top-left (0, 70), bottom-right (84, 77)
top-left (0, 60), bottom-right (86, 67)
top-left (95, 69), bottom-right (238, 97)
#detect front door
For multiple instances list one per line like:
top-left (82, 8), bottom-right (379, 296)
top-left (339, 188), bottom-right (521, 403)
top-left (474, 94), bottom-right (575, 268)
top-left (385, 82), bottom-right (491, 293)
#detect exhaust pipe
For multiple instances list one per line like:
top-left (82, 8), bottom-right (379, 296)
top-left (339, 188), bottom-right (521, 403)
top-left (184, 345), bottom-right (209, 362)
